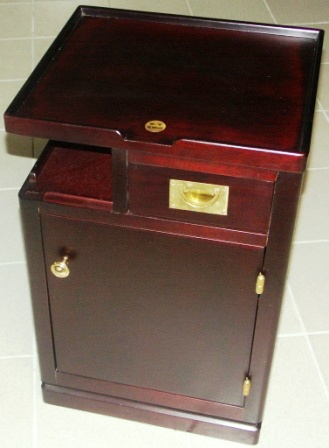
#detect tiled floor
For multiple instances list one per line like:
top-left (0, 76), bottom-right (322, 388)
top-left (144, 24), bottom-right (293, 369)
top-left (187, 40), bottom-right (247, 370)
top-left (0, 1), bottom-right (328, 447)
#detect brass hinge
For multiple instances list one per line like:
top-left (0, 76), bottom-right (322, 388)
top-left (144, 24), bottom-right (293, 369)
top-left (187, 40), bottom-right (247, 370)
top-left (243, 376), bottom-right (252, 397)
top-left (255, 272), bottom-right (266, 295)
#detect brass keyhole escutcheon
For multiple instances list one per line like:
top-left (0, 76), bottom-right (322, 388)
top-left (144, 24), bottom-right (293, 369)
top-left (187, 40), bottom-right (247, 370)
top-left (145, 120), bottom-right (166, 133)
top-left (50, 256), bottom-right (70, 278)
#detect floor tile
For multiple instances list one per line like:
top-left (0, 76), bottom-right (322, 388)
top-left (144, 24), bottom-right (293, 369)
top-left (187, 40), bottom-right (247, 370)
top-left (33, 137), bottom-right (49, 158)
top-left (0, 358), bottom-right (34, 448)
top-left (288, 242), bottom-right (329, 333)
top-left (121, 422), bottom-right (192, 448)
top-left (314, 23), bottom-right (329, 64)
top-left (0, 263), bottom-right (33, 357)
top-left (0, 4), bottom-right (32, 39)
top-left (277, 285), bottom-right (303, 336)
top-left (110, 0), bottom-right (191, 15)
top-left (293, 169), bottom-right (329, 242)
top-left (33, 1), bottom-right (81, 37)
top-left (317, 63), bottom-right (329, 110)
top-left (33, 37), bottom-right (55, 67)
top-left (0, 132), bottom-right (35, 188)
top-left (0, 131), bottom-right (33, 158)
top-left (0, 190), bottom-right (26, 263)
top-left (307, 111), bottom-right (329, 169)
top-left (0, 80), bottom-right (25, 129)
top-left (309, 333), bottom-right (329, 394)
top-left (33, 1), bottom-right (113, 38)
top-left (36, 397), bottom-right (124, 448)
top-left (189, 338), bottom-right (329, 448)
top-left (256, 337), bottom-right (329, 447)
top-left (188, 0), bottom-right (274, 22)
top-left (266, 0), bottom-right (329, 24)
top-left (0, 39), bottom-right (32, 80)
top-left (189, 429), bottom-right (246, 447)
top-left (0, 0), bottom-right (31, 3)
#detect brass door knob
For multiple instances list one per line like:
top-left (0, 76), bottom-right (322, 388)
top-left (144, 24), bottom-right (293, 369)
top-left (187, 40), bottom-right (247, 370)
top-left (50, 256), bottom-right (70, 278)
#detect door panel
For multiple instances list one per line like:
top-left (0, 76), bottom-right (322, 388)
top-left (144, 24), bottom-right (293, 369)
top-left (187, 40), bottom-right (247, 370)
top-left (41, 215), bottom-right (263, 407)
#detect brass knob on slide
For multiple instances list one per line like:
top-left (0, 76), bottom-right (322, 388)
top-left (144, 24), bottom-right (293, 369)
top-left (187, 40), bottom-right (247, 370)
top-left (50, 256), bottom-right (70, 278)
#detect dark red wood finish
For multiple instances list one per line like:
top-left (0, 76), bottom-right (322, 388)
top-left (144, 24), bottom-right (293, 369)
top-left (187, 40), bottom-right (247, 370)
top-left (41, 214), bottom-right (263, 407)
top-left (128, 163), bottom-right (274, 233)
top-left (17, 141), bottom-right (306, 444)
top-left (5, 7), bottom-right (323, 170)
top-left (8, 16), bottom-right (315, 151)
top-left (26, 142), bottom-right (112, 200)
top-left (8, 6), bottom-right (323, 446)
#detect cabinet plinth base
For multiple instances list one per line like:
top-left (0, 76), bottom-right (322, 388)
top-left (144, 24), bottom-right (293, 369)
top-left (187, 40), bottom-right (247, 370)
top-left (42, 383), bottom-right (260, 445)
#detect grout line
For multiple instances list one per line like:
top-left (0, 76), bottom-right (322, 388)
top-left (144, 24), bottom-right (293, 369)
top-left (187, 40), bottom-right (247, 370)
top-left (317, 99), bottom-right (327, 113)
top-left (32, 1), bottom-right (35, 69)
top-left (0, 186), bottom-right (20, 190)
top-left (0, 354), bottom-right (33, 360)
top-left (323, 109), bottom-right (329, 123)
top-left (293, 239), bottom-right (329, 245)
top-left (0, 79), bottom-right (26, 83)
top-left (316, 98), bottom-right (325, 111)
top-left (307, 166), bottom-right (329, 171)
top-left (307, 167), bottom-right (329, 171)
top-left (262, 0), bottom-right (277, 24)
top-left (0, 37), bottom-right (33, 42)
top-left (32, 336), bottom-right (38, 448)
top-left (0, 1), bottom-right (30, 5)
top-left (32, 0), bottom-right (35, 38)
top-left (0, 187), bottom-right (20, 192)
top-left (287, 22), bottom-right (329, 26)
top-left (288, 283), bottom-right (329, 401)
top-left (277, 333), bottom-right (306, 338)
top-left (278, 330), bottom-right (329, 338)
top-left (33, 35), bottom-right (56, 40)
top-left (0, 261), bottom-right (26, 268)
top-left (185, 0), bottom-right (193, 16)
top-left (315, 100), bottom-right (329, 123)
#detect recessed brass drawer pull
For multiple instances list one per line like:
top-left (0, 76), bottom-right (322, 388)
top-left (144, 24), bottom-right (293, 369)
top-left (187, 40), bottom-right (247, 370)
top-left (179, 185), bottom-right (220, 208)
top-left (169, 179), bottom-right (229, 215)
top-left (50, 256), bottom-right (70, 278)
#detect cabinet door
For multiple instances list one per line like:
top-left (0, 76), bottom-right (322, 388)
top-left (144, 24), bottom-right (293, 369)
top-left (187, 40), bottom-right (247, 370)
top-left (41, 214), bottom-right (263, 408)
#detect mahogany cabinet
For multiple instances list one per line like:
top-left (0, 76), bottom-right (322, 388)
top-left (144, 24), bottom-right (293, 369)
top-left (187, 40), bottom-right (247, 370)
top-left (4, 7), bottom-right (323, 444)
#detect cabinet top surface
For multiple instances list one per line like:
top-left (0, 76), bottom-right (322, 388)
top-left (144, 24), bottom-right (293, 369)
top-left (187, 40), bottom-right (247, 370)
top-left (5, 6), bottom-right (323, 158)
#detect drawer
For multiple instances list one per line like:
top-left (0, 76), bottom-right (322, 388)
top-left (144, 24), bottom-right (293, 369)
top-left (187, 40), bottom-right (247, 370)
top-left (128, 164), bottom-right (274, 233)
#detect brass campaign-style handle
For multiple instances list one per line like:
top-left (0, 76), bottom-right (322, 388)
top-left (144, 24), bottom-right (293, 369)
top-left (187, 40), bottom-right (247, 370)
top-left (169, 179), bottom-right (229, 216)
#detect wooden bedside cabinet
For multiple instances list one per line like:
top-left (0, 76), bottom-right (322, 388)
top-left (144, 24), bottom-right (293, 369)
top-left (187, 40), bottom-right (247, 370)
top-left (4, 7), bottom-right (323, 444)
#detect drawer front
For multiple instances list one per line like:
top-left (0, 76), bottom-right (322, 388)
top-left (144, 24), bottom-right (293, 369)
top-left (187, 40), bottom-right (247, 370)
top-left (129, 164), bottom-right (274, 233)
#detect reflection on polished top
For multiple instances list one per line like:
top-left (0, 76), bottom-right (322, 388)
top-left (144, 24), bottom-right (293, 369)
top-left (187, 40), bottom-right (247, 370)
top-left (5, 7), bottom-right (323, 157)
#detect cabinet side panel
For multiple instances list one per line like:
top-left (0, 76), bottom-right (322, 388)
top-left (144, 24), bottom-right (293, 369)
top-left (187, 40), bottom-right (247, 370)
top-left (19, 199), bottom-right (56, 383)
top-left (245, 172), bottom-right (303, 422)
